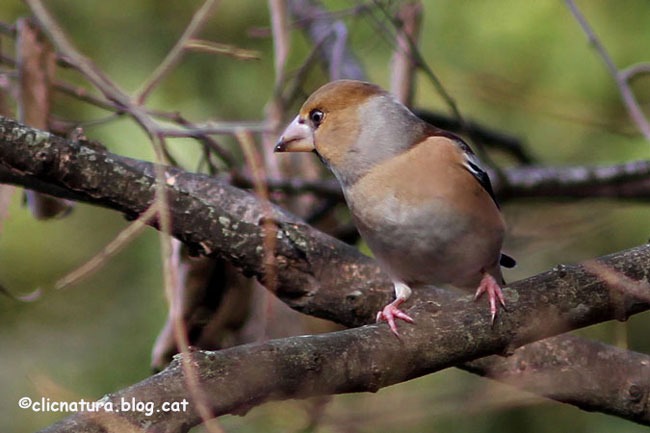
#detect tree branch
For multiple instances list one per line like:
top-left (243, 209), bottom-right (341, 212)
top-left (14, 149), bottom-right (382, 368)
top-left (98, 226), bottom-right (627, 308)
top-left (38, 313), bottom-right (650, 433)
top-left (415, 109), bottom-right (535, 164)
top-left (463, 334), bottom-right (650, 422)
top-left (234, 159), bottom-right (650, 202)
top-left (35, 246), bottom-right (650, 433)
top-left (1, 116), bottom-right (649, 431)
top-left (499, 160), bottom-right (650, 200)
top-left (289, 0), bottom-right (366, 81)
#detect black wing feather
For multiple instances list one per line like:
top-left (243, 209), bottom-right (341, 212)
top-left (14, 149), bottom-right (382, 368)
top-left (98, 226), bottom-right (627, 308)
top-left (465, 159), bottom-right (499, 209)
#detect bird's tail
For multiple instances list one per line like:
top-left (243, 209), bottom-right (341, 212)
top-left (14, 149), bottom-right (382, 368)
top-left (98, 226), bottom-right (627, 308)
top-left (500, 253), bottom-right (516, 268)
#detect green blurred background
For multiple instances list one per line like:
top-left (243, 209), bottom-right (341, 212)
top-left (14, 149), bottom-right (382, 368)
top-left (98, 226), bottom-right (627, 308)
top-left (1, 0), bottom-right (649, 432)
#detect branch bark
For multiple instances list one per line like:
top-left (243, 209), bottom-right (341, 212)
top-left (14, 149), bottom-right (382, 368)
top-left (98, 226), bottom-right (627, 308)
top-left (499, 161), bottom-right (650, 200)
top-left (35, 243), bottom-right (650, 433)
top-left (463, 335), bottom-right (650, 422)
top-left (37, 318), bottom-right (650, 433)
top-left (0, 116), bottom-right (649, 431)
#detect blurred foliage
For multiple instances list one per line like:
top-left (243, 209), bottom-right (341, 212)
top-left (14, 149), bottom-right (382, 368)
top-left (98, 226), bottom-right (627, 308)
top-left (0, 0), bottom-right (649, 432)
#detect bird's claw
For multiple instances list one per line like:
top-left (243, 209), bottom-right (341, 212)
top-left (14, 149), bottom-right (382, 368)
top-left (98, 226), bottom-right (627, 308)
top-left (474, 274), bottom-right (506, 325)
top-left (376, 301), bottom-right (414, 336)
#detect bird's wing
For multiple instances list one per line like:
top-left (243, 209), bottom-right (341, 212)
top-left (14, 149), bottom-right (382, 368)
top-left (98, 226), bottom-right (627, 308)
top-left (425, 127), bottom-right (500, 209)
top-left (460, 145), bottom-right (500, 209)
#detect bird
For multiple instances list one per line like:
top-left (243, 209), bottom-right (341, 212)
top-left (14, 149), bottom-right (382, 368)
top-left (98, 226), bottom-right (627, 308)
top-left (274, 79), bottom-right (515, 335)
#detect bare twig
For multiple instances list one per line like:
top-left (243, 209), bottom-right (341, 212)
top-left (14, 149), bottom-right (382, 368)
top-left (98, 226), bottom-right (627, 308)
top-left (269, 0), bottom-right (291, 88)
top-left (157, 120), bottom-right (270, 137)
top-left (370, 0), bottom-right (466, 130)
top-left (620, 62), bottom-right (650, 82)
top-left (263, 0), bottom-right (292, 179)
top-left (565, 0), bottom-right (650, 140)
top-left (0, 56), bottom-right (239, 165)
top-left (184, 39), bottom-right (261, 60)
top-left (25, 0), bottom-right (132, 109)
top-left (389, 1), bottom-right (422, 107)
top-left (158, 112), bottom-right (238, 168)
top-left (136, 0), bottom-right (220, 103)
top-left (414, 109), bottom-right (535, 164)
top-left (282, 30), bottom-right (331, 106)
top-left (16, 17), bottom-right (74, 219)
top-left (583, 260), bottom-right (650, 303)
top-left (166, 240), bottom-right (225, 433)
top-left (55, 203), bottom-right (159, 290)
top-left (25, 0), bottom-right (253, 169)
top-left (288, 0), bottom-right (366, 81)
top-left (237, 130), bottom-right (279, 339)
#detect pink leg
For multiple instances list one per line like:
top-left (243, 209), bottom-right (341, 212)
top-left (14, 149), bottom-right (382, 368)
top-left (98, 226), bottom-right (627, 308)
top-left (473, 273), bottom-right (506, 325)
top-left (376, 297), bottom-right (414, 336)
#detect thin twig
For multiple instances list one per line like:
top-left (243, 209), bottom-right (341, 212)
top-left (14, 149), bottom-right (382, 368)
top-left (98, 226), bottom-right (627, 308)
top-left (2, 47), bottom-right (240, 167)
top-left (414, 109), bottom-right (535, 164)
top-left (583, 260), bottom-right (650, 303)
top-left (288, 0), bottom-right (366, 81)
top-left (55, 203), bottom-right (159, 290)
top-left (565, 0), bottom-right (650, 140)
top-left (269, 0), bottom-right (291, 88)
top-left (136, 0), bottom-right (220, 104)
top-left (282, 30), bottom-right (330, 106)
top-left (155, 135), bottom-right (225, 433)
top-left (185, 39), bottom-right (261, 60)
top-left (263, 0), bottom-right (292, 179)
top-left (157, 120), bottom-right (271, 137)
top-left (389, 1), bottom-right (422, 107)
top-left (620, 62), bottom-right (650, 82)
top-left (371, 0), bottom-right (466, 128)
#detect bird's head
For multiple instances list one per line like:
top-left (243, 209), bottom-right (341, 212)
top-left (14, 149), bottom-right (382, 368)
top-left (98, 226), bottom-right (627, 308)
top-left (275, 80), bottom-right (424, 186)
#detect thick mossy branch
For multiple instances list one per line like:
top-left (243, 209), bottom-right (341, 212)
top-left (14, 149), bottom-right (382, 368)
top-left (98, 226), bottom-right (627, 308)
top-left (37, 244), bottom-right (650, 433)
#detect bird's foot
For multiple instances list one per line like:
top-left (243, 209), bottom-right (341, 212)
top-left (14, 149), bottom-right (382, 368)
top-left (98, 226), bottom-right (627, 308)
top-left (473, 273), bottom-right (506, 325)
top-left (376, 298), bottom-right (414, 336)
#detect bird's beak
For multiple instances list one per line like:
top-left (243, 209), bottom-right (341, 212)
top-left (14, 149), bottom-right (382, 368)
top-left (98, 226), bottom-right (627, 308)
top-left (274, 116), bottom-right (315, 153)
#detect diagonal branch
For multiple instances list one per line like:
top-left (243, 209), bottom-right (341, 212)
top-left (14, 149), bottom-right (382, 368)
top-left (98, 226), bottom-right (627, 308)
top-left (136, 0), bottom-right (220, 104)
top-left (288, 0), bottom-right (366, 81)
top-left (565, 0), bottom-right (650, 140)
top-left (33, 246), bottom-right (650, 433)
top-left (35, 273), bottom-right (650, 433)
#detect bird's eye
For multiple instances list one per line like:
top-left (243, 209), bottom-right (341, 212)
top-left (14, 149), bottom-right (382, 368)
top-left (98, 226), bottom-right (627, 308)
top-left (309, 109), bottom-right (324, 127)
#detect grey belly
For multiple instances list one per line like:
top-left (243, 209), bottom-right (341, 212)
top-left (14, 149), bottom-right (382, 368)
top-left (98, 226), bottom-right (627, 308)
top-left (352, 199), bottom-right (499, 288)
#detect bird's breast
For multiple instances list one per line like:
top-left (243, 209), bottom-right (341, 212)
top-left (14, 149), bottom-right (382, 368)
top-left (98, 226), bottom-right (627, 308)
top-left (344, 183), bottom-right (503, 287)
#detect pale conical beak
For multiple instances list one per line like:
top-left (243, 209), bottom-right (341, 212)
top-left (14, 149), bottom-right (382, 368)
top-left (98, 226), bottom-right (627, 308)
top-left (274, 116), bottom-right (315, 152)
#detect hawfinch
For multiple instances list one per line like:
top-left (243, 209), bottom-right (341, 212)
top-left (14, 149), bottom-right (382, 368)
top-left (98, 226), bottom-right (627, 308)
top-left (275, 80), bottom-right (515, 335)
